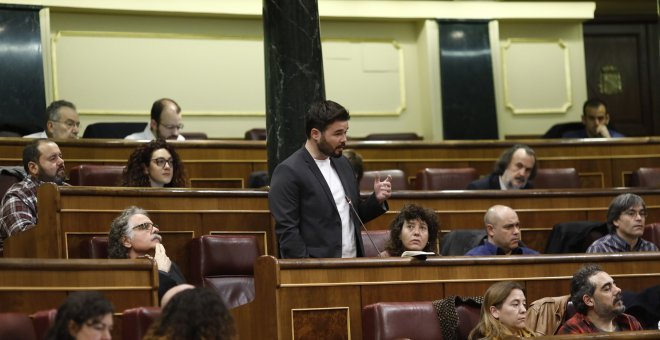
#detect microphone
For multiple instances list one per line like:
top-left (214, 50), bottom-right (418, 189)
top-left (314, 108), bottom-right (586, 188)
top-left (345, 195), bottom-right (383, 257)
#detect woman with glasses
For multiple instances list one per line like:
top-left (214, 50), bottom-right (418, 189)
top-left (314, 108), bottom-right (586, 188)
top-left (469, 281), bottom-right (536, 339)
top-left (121, 139), bottom-right (189, 187)
top-left (45, 291), bottom-right (114, 340)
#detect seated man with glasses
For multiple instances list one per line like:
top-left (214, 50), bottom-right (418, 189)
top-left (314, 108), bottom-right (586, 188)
top-left (125, 98), bottom-right (186, 141)
top-left (24, 100), bottom-right (80, 139)
top-left (586, 193), bottom-right (658, 253)
top-left (108, 206), bottom-right (186, 302)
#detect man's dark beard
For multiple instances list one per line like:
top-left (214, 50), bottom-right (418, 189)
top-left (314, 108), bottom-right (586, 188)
top-left (593, 295), bottom-right (626, 319)
top-left (37, 165), bottom-right (66, 185)
top-left (317, 137), bottom-right (343, 158)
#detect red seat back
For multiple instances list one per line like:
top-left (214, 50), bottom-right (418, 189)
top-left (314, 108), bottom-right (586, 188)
top-left (415, 167), bottom-right (478, 190)
top-left (80, 236), bottom-right (109, 259)
top-left (68, 165), bottom-right (125, 186)
top-left (122, 306), bottom-right (161, 340)
top-left (362, 301), bottom-right (443, 340)
top-left (31, 309), bottom-right (57, 340)
top-left (630, 167), bottom-right (660, 187)
top-left (360, 169), bottom-right (407, 191)
top-left (360, 230), bottom-right (390, 257)
top-left (643, 223), bottom-right (660, 248)
top-left (0, 312), bottom-right (37, 340)
top-left (533, 168), bottom-right (580, 189)
top-left (189, 235), bottom-right (260, 308)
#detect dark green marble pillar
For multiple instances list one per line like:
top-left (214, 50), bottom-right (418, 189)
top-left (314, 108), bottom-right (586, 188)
top-left (0, 6), bottom-right (46, 136)
top-left (439, 21), bottom-right (498, 140)
top-left (263, 0), bottom-right (325, 177)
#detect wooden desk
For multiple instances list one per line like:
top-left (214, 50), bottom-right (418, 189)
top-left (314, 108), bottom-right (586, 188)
top-left (1, 137), bottom-right (660, 188)
top-left (0, 258), bottom-right (158, 313)
top-left (241, 253), bottom-right (660, 339)
top-left (0, 258), bottom-right (158, 339)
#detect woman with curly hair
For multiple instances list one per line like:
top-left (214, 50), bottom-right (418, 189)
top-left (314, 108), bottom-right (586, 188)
top-left (143, 287), bottom-right (235, 340)
top-left (45, 291), bottom-right (114, 340)
top-left (380, 203), bottom-right (439, 257)
top-left (468, 281), bottom-right (536, 339)
top-left (121, 139), bottom-right (189, 187)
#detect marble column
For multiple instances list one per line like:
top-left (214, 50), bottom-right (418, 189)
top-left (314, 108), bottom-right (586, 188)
top-left (439, 21), bottom-right (498, 140)
top-left (0, 6), bottom-right (46, 136)
top-left (263, 0), bottom-right (325, 176)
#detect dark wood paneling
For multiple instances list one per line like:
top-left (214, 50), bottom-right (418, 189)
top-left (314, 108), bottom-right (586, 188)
top-left (584, 23), bottom-right (657, 136)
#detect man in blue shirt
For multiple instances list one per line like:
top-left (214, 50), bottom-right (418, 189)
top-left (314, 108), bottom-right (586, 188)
top-left (562, 98), bottom-right (624, 138)
top-left (465, 205), bottom-right (539, 255)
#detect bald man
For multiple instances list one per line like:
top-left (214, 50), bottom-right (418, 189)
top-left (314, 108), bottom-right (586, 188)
top-left (161, 284), bottom-right (195, 307)
top-left (465, 205), bottom-right (539, 255)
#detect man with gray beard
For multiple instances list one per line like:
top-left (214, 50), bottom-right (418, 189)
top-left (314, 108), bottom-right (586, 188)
top-left (558, 264), bottom-right (643, 334)
top-left (467, 144), bottom-right (537, 190)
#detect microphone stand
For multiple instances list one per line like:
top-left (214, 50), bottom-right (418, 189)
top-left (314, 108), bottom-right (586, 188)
top-left (345, 196), bottom-right (383, 257)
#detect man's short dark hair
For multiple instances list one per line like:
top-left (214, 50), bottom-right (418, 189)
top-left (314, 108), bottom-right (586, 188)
top-left (606, 193), bottom-right (646, 233)
top-left (46, 100), bottom-right (76, 123)
top-left (22, 139), bottom-right (48, 173)
top-left (150, 98), bottom-right (181, 124)
top-left (583, 98), bottom-right (607, 116)
top-left (305, 100), bottom-right (350, 138)
top-left (493, 144), bottom-right (537, 179)
top-left (570, 264), bottom-right (603, 315)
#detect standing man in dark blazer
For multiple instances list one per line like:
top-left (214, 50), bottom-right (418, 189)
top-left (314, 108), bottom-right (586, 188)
top-left (269, 100), bottom-right (391, 258)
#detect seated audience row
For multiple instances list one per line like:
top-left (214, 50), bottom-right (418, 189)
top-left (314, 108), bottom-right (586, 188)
top-left (0, 138), bottom-right (188, 253)
top-left (468, 264), bottom-right (645, 339)
top-left (41, 286), bottom-right (234, 340)
top-left (347, 143), bottom-right (563, 191)
top-left (19, 97), bottom-right (622, 142)
top-left (1, 141), bottom-right (656, 258)
top-left (371, 192), bottom-right (657, 258)
top-left (23, 98), bottom-right (185, 141)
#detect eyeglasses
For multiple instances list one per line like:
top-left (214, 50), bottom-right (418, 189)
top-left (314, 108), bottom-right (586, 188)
top-left (151, 158), bottom-right (174, 168)
top-left (622, 209), bottom-right (648, 218)
top-left (159, 123), bottom-right (184, 130)
top-left (132, 222), bottom-right (158, 231)
top-left (51, 119), bottom-right (80, 129)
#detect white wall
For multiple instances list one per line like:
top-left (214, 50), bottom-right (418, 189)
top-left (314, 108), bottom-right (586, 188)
top-left (491, 21), bottom-right (588, 138)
